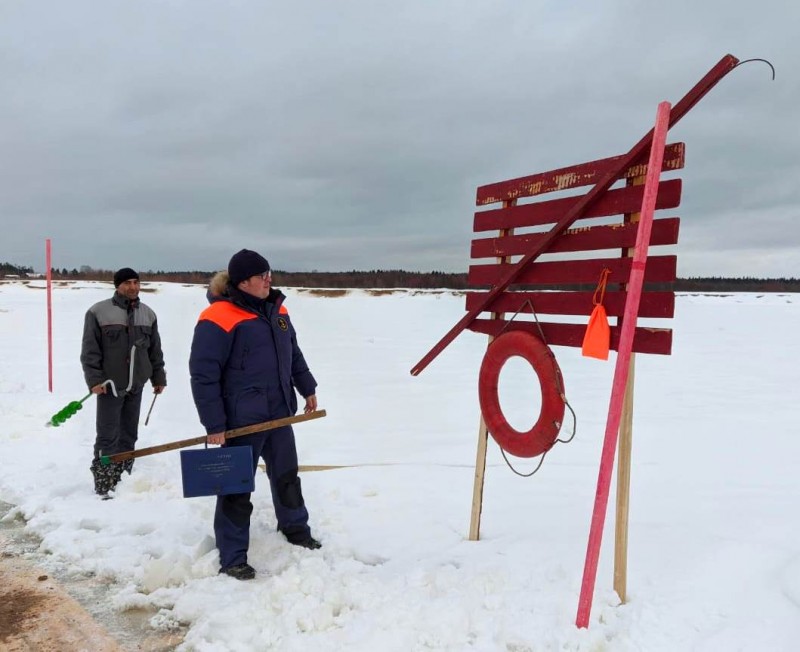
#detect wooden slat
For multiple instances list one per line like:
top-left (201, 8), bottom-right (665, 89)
top-left (468, 255), bottom-right (676, 287)
top-left (471, 217), bottom-right (679, 260)
top-left (476, 143), bottom-right (685, 206)
top-left (468, 319), bottom-right (673, 355)
top-left (474, 179), bottom-right (681, 233)
top-left (464, 291), bottom-right (674, 319)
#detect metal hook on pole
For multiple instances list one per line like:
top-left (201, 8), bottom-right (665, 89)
top-left (733, 58), bottom-right (776, 80)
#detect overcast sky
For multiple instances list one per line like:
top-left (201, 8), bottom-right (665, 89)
top-left (2, 1), bottom-right (797, 276)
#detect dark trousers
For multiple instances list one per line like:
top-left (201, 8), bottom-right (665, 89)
top-left (214, 424), bottom-right (310, 569)
top-left (93, 387), bottom-right (143, 458)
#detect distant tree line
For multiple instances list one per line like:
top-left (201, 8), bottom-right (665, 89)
top-left (670, 277), bottom-right (800, 292)
top-left (0, 261), bottom-right (34, 277)
top-left (2, 262), bottom-right (799, 292)
top-left (31, 267), bottom-right (474, 289)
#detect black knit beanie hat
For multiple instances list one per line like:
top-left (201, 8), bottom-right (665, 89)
top-left (113, 267), bottom-right (140, 287)
top-left (228, 249), bottom-right (270, 286)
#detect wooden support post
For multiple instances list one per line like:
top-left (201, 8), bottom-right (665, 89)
top-left (468, 202), bottom-right (515, 541)
top-left (613, 173), bottom-right (644, 602)
top-left (614, 357), bottom-right (635, 602)
top-left (468, 415), bottom-right (490, 541)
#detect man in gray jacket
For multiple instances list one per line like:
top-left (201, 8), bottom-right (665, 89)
top-left (81, 267), bottom-right (167, 497)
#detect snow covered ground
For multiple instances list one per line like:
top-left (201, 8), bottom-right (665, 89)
top-left (0, 280), bottom-right (798, 651)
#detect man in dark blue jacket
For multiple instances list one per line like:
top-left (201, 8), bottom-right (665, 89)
top-left (189, 249), bottom-right (320, 581)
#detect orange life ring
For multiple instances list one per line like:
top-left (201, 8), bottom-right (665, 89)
top-left (478, 330), bottom-right (565, 458)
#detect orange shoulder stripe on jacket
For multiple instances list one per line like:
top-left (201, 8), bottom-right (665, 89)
top-left (279, 305), bottom-right (289, 315)
top-left (198, 301), bottom-right (258, 333)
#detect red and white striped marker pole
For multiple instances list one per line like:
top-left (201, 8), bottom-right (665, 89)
top-left (46, 238), bottom-right (53, 392)
top-left (575, 101), bottom-right (672, 628)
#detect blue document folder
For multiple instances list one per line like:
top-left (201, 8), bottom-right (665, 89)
top-left (180, 446), bottom-right (255, 498)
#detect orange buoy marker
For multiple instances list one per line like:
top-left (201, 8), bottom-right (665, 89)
top-left (581, 268), bottom-right (612, 360)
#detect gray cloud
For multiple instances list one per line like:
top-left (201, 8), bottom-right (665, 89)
top-left (1, 0), bottom-right (797, 276)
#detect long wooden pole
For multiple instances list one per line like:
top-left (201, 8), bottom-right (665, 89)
top-left (614, 358), bottom-right (636, 602)
top-left (468, 416), bottom-right (490, 541)
top-left (576, 101), bottom-right (671, 628)
top-left (101, 410), bottom-right (326, 465)
top-left (410, 55), bottom-right (739, 377)
top-left (613, 172), bottom-right (645, 602)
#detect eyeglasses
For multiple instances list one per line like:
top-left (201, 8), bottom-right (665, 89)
top-left (259, 271), bottom-right (272, 281)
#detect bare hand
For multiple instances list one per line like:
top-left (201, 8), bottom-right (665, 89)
top-left (153, 385), bottom-right (166, 395)
top-left (304, 394), bottom-right (318, 413)
top-left (91, 383), bottom-right (107, 395)
top-left (207, 432), bottom-right (225, 446)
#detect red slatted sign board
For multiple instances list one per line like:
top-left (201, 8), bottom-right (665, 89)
top-left (464, 142), bottom-right (684, 354)
top-left (410, 54), bottom-right (739, 379)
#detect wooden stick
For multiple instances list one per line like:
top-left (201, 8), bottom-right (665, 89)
top-left (101, 410), bottom-right (327, 465)
top-left (576, 102), bottom-right (671, 628)
top-left (614, 358), bottom-right (636, 602)
top-left (613, 172), bottom-right (645, 603)
top-left (468, 209), bottom-right (515, 541)
top-left (468, 415), bottom-right (490, 541)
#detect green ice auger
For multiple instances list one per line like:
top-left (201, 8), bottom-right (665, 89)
top-left (47, 392), bottom-right (92, 427)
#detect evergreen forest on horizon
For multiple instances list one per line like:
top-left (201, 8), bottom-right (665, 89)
top-left (1, 261), bottom-right (799, 292)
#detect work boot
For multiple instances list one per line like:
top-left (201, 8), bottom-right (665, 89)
top-left (219, 563), bottom-right (256, 580)
top-left (90, 458), bottom-right (109, 495)
top-left (280, 525), bottom-right (322, 550)
top-left (90, 458), bottom-right (122, 495)
top-left (291, 536), bottom-right (322, 550)
top-left (111, 461), bottom-right (125, 486)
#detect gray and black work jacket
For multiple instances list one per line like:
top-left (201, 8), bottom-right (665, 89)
top-left (80, 292), bottom-right (167, 394)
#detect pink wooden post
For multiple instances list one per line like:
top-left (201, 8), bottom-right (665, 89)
top-left (575, 101), bottom-right (672, 628)
top-left (46, 239), bottom-right (53, 392)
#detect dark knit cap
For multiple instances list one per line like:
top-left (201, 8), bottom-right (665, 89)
top-left (228, 249), bottom-right (270, 286)
top-left (113, 267), bottom-right (140, 287)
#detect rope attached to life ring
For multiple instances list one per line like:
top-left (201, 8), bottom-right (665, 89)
top-left (479, 330), bottom-right (565, 458)
top-left (477, 301), bottom-right (577, 476)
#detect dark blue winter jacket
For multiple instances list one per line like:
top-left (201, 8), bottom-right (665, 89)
top-left (189, 277), bottom-right (317, 434)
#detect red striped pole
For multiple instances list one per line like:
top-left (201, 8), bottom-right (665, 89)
top-left (46, 239), bottom-right (53, 392)
top-left (575, 101), bottom-right (672, 628)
